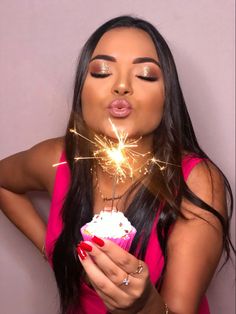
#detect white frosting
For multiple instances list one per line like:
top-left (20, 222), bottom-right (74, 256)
top-left (84, 210), bottom-right (134, 238)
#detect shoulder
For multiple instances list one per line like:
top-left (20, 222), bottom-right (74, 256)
top-left (27, 137), bottom-right (64, 182)
top-left (27, 137), bottom-right (65, 193)
top-left (26, 137), bottom-right (64, 165)
top-left (0, 137), bottom-right (65, 194)
top-left (184, 158), bottom-right (227, 221)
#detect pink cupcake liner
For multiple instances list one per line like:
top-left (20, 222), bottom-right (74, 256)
top-left (80, 225), bottom-right (136, 251)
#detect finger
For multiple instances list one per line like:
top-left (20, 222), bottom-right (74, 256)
top-left (91, 236), bottom-right (148, 277)
top-left (80, 241), bottom-right (141, 288)
top-left (79, 240), bottom-right (149, 305)
top-left (88, 277), bottom-right (121, 311)
top-left (78, 246), bottom-right (131, 307)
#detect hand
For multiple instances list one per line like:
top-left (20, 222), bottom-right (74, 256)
top-left (77, 236), bottom-right (154, 313)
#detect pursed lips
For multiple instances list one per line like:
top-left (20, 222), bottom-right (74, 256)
top-left (107, 99), bottom-right (132, 118)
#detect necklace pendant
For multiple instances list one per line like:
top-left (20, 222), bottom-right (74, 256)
top-left (103, 195), bottom-right (122, 202)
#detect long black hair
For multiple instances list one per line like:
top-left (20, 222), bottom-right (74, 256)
top-left (52, 15), bottom-right (234, 313)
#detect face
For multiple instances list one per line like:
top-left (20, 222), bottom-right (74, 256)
top-left (81, 27), bottom-right (165, 146)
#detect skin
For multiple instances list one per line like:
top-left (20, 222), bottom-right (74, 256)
top-left (82, 27), bottom-right (165, 208)
top-left (81, 27), bottom-right (165, 149)
top-left (0, 28), bottom-right (227, 314)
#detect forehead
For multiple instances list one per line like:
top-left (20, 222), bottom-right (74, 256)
top-left (92, 27), bottom-right (159, 60)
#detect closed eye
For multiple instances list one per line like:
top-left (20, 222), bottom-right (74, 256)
top-left (136, 75), bottom-right (158, 82)
top-left (90, 72), bottom-right (111, 78)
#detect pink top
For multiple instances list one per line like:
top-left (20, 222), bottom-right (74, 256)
top-left (45, 153), bottom-right (210, 313)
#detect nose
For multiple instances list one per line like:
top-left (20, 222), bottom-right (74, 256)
top-left (112, 75), bottom-right (133, 96)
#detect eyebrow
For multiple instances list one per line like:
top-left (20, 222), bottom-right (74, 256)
top-left (133, 57), bottom-right (161, 68)
top-left (90, 54), bottom-right (161, 68)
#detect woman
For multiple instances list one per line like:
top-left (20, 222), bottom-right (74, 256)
top-left (0, 15), bottom-right (234, 314)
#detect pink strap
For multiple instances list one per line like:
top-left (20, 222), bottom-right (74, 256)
top-left (182, 154), bottom-right (205, 181)
top-left (45, 151), bottom-right (69, 264)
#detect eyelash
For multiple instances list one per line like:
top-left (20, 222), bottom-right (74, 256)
top-left (90, 72), bottom-right (111, 78)
top-left (136, 75), bottom-right (158, 82)
top-left (90, 72), bottom-right (158, 82)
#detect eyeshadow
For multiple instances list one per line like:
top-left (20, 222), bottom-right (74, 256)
top-left (90, 62), bottom-right (110, 73)
top-left (141, 66), bottom-right (158, 77)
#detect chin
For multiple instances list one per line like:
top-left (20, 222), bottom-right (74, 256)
top-left (104, 119), bottom-right (139, 137)
top-left (103, 125), bottom-right (139, 140)
top-left (86, 119), bottom-right (151, 140)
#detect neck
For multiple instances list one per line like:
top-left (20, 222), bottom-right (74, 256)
top-left (92, 132), bottom-right (154, 212)
top-left (133, 133), bottom-right (154, 154)
top-left (94, 164), bottom-right (141, 213)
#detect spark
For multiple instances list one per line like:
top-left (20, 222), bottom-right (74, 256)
top-left (52, 161), bottom-right (67, 167)
top-left (150, 157), bottom-right (180, 171)
top-left (91, 119), bottom-right (150, 181)
top-left (52, 119), bottom-right (180, 181)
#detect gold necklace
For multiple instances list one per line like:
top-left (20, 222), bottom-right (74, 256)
top-left (94, 167), bottom-right (129, 202)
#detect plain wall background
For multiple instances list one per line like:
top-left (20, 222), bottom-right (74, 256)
top-left (0, 1), bottom-right (235, 313)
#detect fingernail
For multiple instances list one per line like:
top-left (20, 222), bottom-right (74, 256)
top-left (77, 245), bottom-right (87, 260)
top-left (92, 236), bottom-right (105, 247)
top-left (79, 241), bottom-right (93, 252)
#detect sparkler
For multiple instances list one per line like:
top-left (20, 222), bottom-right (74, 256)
top-left (52, 118), bottom-right (180, 209)
top-left (53, 118), bottom-right (152, 182)
top-left (53, 118), bottom-right (180, 176)
top-left (92, 119), bottom-right (152, 181)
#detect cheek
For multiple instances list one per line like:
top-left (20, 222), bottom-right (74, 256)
top-left (81, 80), bottom-right (96, 108)
top-left (142, 88), bottom-right (165, 125)
top-left (81, 79), bottom-right (107, 131)
top-left (81, 78), bottom-right (108, 109)
top-left (81, 83), bottom-right (95, 126)
top-left (81, 81), bottom-right (98, 116)
top-left (148, 105), bottom-right (164, 130)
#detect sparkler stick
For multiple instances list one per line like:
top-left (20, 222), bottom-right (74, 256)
top-left (111, 175), bottom-right (117, 211)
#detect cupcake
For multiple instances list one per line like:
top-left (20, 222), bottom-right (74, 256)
top-left (80, 209), bottom-right (136, 251)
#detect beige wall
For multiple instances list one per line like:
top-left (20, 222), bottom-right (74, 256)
top-left (0, 1), bottom-right (235, 313)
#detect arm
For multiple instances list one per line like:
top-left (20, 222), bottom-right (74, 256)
top-left (0, 138), bottom-right (63, 252)
top-left (160, 161), bottom-right (226, 313)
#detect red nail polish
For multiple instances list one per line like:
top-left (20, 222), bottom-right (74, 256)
top-left (77, 245), bottom-right (87, 260)
top-left (79, 241), bottom-right (93, 252)
top-left (92, 236), bottom-right (105, 247)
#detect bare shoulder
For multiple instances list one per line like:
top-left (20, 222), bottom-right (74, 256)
top-left (26, 137), bottom-right (64, 167)
top-left (0, 137), bottom-right (64, 194)
top-left (183, 159), bottom-right (227, 222)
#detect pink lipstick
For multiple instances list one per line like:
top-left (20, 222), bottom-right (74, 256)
top-left (108, 99), bottom-right (132, 118)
